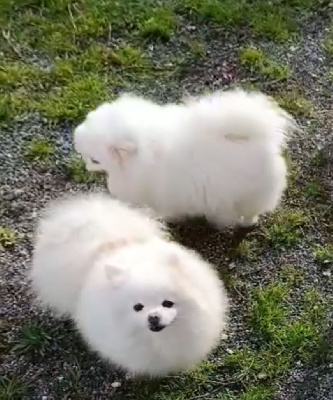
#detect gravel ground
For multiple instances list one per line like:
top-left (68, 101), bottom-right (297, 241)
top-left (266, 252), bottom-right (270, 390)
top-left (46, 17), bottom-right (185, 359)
top-left (1, 8), bottom-right (333, 400)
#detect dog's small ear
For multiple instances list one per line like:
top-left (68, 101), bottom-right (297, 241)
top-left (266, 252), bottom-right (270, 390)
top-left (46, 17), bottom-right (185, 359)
top-left (104, 264), bottom-right (127, 286)
top-left (108, 142), bottom-right (137, 165)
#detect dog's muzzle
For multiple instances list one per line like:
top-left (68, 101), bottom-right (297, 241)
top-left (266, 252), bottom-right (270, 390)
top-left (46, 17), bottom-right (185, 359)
top-left (148, 315), bottom-right (166, 332)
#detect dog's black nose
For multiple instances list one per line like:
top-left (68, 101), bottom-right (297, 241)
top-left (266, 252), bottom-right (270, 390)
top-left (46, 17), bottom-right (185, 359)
top-left (148, 315), bottom-right (160, 326)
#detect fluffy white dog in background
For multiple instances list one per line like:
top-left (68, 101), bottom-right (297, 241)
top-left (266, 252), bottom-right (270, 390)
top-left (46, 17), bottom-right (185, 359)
top-left (74, 89), bottom-right (294, 235)
top-left (30, 193), bottom-right (228, 376)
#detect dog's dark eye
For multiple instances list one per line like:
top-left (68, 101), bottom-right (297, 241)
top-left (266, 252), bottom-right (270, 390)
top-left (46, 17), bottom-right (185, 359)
top-left (133, 303), bottom-right (144, 312)
top-left (162, 300), bottom-right (174, 308)
top-left (90, 158), bottom-right (100, 164)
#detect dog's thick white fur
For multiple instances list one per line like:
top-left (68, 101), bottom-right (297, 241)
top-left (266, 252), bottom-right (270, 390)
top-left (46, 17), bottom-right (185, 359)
top-left (74, 89), bottom-right (294, 228)
top-left (30, 193), bottom-right (228, 376)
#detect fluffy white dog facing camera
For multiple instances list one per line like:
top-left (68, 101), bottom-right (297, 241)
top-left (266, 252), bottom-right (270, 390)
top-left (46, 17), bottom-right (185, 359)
top-left (74, 89), bottom-right (295, 241)
top-left (30, 193), bottom-right (229, 377)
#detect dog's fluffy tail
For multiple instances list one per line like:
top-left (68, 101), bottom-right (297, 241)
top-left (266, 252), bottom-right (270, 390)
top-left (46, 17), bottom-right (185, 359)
top-left (189, 89), bottom-right (295, 150)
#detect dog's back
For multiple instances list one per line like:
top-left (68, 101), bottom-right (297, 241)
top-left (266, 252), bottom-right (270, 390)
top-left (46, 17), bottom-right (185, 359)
top-left (153, 90), bottom-right (293, 224)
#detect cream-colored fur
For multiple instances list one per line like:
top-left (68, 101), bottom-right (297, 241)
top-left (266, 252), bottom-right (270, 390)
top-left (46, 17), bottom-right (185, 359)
top-left (74, 89), bottom-right (294, 228)
top-left (30, 193), bottom-right (228, 376)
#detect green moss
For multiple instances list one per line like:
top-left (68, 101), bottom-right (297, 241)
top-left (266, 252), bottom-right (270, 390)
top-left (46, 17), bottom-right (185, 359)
top-left (250, 282), bottom-right (326, 358)
top-left (0, 94), bottom-right (32, 124)
top-left (110, 44), bottom-right (149, 69)
top-left (188, 39), bottom-right (206, 58)
top-left (0, 63), bottom-right (46, 89)
top-left (66, 155), bottom-right (98, 184)
top-left (226, 347), bottom-right (291, 382)
top-left (183, 0), bottom-right (298, 42)
top-left (219, 386), bottom-right (274, 400)
top-left (251, 283), bottom-right (289, 342)
top-left (249, 4), bottom-right (297, 42)
top-left (324, 26), bottom-right (333, 56)
top-left (305, 179), bottom-right (326, 200)
top-left (240, 46), bottom-right (265, 69)
top-left (277, 92), bottom-right (312, 117)
top-left (24, 139), bottom-right (55, 162)
top-left (260, 63), bottom-right (290, 81)
top-left (38, 74), bottom-right (108, 122)
top-left (182, 0), bottom-right (247, 27)
top-left (16, 13), bottom-right (77, 56)
top-left (0, 226), bottom-right (18, 248)
top-left (311, 148), bottom-right (330, 168)
top-left (240, 46), bottom-right (290, 81)
top-left (123, 361), bottom-right (218, 400)
top-left (313, 244), bottom-right (333, 265)
top-left (226, 282), bottom-right (328, 387)
top-left (264, 209), bottom-right (309, 249)
top-left (236, 386), bottom-right (274, 400)
top-left (231, 239), bottom-right (259, 261)
top-left (279, 265), bottom-right (304, 286)
top-left (140, 7), bottom-right (176, 40)
top-left (280, 0), bottom-right (330, 10)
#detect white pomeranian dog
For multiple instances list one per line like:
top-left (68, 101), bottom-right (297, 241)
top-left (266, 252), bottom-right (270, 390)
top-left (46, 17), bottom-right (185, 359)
top-left (30, 193), bottom-right (228, 376)
top-left (74, 89), bottom-right (294, 231)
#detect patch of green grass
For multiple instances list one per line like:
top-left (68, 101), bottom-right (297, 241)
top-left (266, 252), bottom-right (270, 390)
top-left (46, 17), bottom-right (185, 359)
top-left (323, 25), bottom-right (333, 56)
top-left (302, 289), bottom-right (327, 326)
top-left (110, 44), bottom-right (149, 69)
top-left (123, 361), bottom-right (218, 400)
top-left (226, 347), bottom-right (291, 383)
top-left (139, 6), bottom-right (176, 41)
top-left (231, 239), bottom-right (258, 261)
top-left (0, 62), bottom-right (46, 90)
top-left (182, 0), bottom-right (247, 27)
top-left (188, 39), bottom-right (206, 58)
top-left (251, 282), bottom-right (289, 342)
top-left (227, 280), bottom-right (328, 386)
top-left (66, 155), bottom-right (98, 184)
top-left (240, 47), bottom-right (290, 81)
top-left (24, 139), bottom-right (55, 162)
top-left (53, 357), bottom-right (86, 397)
top-left (260, 63), bottom-right (290, 82)
top-left (313, 244), bottom-right (333, 265)
top-left (38, 74), bottom-right (108, 122)
top-left (0, 63), bottom-right (50, 124)
top-left (251, 282), bottom-right (326, 355)
top-left (305, 179), bottom-right (326, 200)
top-left (311, 148), bottom-right (330, 168)
top-left (281, 0), bottom-right (331, 10)
top-left (264, 209), bottom-right (309, 249)
top-left (236, 386), bottom-right (274, 400)
top-left (52, 44), bottom-right (114, 79)
top-left (0, 226), bottom-right (18, 248)
top-left (219, 386), bottom-right (274, 400)
top-left (239, 47), bottom-right (265, 69)
top-left (280, 265), bottom-right (304, 286)
top-left (0, 94), bottom-right (32, 124)
top-left (0, 375), bottom-right (31, 400)
top-left (249, 3), bottom-right (297, 42)
top-left (183, 0), bottom-right (298, 42)
top-left (11, 323), bottom-right (52, 356)
top-left (277, 92), bottom-right (313, 117)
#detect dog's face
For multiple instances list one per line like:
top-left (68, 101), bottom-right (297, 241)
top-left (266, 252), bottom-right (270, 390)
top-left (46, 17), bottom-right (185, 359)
top-left (101, 242), bottom-right (198, 335)
top-left (74, 122), bottom-right (106, 172)
top-left (73, 97), bottom-right (142, 176)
